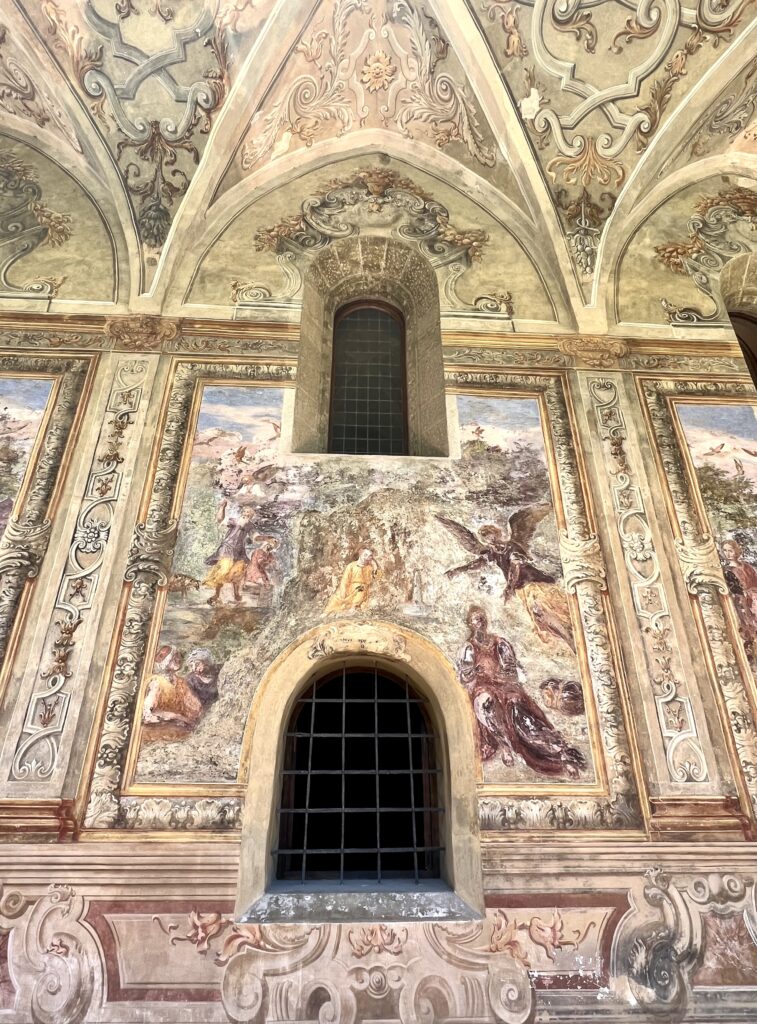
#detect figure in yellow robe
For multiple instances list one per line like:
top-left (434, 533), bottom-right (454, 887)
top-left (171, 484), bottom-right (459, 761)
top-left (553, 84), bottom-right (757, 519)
top-left (325, 548), bottom-right (379, 614)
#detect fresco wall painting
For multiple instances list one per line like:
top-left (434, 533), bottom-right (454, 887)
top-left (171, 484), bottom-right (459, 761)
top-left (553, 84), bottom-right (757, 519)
top-left (639, 377), bottom-right (757, 819)
top-left (0, 374), bottom-right (56, 538)
top-left (0, 355), bottom-right (94, 682)
top-left (85, 361), bottom-right (640, 834)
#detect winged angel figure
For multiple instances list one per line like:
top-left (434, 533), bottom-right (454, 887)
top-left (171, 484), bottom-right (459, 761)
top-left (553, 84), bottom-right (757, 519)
top-left (436, 505), bottom-right (575, 653)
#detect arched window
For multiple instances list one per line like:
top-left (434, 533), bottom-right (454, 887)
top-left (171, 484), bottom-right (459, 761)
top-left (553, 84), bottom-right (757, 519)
top-left (275, 667), bottom-right (443, 884)
top-left (292, 237), bottom-right (449, 457)
top-left (328, 302), bottom-right (408, 456)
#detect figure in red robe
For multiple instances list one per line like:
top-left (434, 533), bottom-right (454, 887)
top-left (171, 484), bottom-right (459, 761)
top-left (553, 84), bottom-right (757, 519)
top-left (456, 606), bottom-right (586, 778)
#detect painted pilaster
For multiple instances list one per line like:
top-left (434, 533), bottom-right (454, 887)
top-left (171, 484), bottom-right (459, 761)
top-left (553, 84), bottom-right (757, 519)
top-left (571, 369), bottom-right (742, 833)
top-left (0, 353), bottom-right (162, 802)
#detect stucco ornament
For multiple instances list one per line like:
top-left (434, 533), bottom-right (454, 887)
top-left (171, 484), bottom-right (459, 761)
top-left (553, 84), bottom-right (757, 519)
top-left (675, 534), bottom-right (730, 594)
top-left (307, 620), bottom-right (411, 661)
top-left (0, 24), bottom-right (79, 150)
top-left (557, 336), bottom-right (629, 368)
top-left (8, 884), bottom-right (97, 1024)
top-left (478, 0), bottom-right (755, 282)
top-left (361, 49), bottom-right (396, 91)
top-left (105, 314), bottom-right (180, 351)
top-left (656, 186), bottom-right (757, 324)
top-left (232, 167), bottom-right (496, 315)
top-left (0, 151), bottom-right (71, 299)
top-left (240, 0), bottom-right (495, 170)
top-left (38, 0), bottom-right (257, 260)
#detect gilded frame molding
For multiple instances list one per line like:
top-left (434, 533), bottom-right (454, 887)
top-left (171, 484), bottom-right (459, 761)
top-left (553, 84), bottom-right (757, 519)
top-left (0, 351), bottom-right (95, 678)
top-left (638, 375), bottom-right (757, 824)
top-left (83, 360), bottom-right (642, 835)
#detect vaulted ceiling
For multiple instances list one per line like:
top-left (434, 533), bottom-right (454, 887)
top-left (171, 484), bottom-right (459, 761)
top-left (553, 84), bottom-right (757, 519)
top-left (0, 0), bottom-right (755, 337)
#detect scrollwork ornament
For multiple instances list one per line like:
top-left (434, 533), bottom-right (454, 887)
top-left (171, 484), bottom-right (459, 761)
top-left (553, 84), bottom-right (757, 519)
top-left (675, 534), bottom-right (729, 595)
top-left (624, 867), bottom-right (752, 1015)
top-left (11, 885), bottom-right (97, 1024)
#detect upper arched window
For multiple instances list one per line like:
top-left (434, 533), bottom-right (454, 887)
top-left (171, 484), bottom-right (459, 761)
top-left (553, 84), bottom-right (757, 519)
top-left (328, 302), bottom-right (408, 456)
top-left (275, 666), bottom-right (443, 884)
top-left (292, 237), bottom-right (449, 457)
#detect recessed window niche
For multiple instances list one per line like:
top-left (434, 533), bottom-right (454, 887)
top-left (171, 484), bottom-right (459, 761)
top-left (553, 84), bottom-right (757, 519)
top-left (291, 236), bottom-right (449, 457)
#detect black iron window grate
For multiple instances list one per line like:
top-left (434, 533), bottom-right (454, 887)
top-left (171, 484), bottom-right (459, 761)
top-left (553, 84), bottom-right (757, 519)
top-left (275, 668), bottom-right (443, 884)
top-left (328, 304), bottom-right (408, 456)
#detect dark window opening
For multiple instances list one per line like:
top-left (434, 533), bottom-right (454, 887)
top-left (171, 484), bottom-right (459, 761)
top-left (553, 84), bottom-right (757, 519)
top-left (729, 312), bottom-right (757, 389)
top-left (328, 302), bottom-right (408, 456)
top-left (275, 667), bottom-right (443, 884)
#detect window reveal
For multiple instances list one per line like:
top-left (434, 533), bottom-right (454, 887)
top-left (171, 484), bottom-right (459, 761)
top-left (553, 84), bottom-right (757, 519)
top-left (328, 303), bottom-right (408, 456)
top-left (275, 667), bottom-right (443, 884)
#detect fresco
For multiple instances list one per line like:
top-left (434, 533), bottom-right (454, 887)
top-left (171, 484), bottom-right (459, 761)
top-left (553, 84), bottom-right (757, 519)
top-left (676, 401), bottom-right (757, 673)
top-left (0, 375), bottom-right (53, 537)
top-left (128, 386), bottom-right (597, 789)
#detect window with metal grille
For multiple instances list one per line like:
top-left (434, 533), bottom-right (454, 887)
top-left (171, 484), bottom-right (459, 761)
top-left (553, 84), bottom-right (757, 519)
top-left (328, 303), bottom-right (408, 456)
top-left (275, 667), bottom-right (443, 884)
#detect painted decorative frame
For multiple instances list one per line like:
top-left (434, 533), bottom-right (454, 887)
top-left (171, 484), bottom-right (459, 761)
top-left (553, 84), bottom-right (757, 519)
top-left (638, 376), bottom-right (757, 822)
top-left (0, 352), bottom-right (95, 677)
top-left (84, 360), bottom-right (642, 834)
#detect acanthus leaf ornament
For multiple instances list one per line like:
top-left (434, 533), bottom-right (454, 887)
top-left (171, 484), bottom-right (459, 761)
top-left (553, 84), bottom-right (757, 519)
top-left (105, 314), bottom-right (180, 351)
top-left (0, 24), bottom-right (80, 150)
top-left (479, 0), bottom-right (755, 281)
top-left (232, 168), bottom-right (494, 314)
top-left (655, 186), bottom-right (757, 325)
top-left (0, 151), bottom-right (72, 300)
top-left (675, 534), bottom-right (729, 595)
top-left (557, 336), bottom-right (629, 368)
top-left (39, 0), bottom-right (251, 254)
top-left (559, 530), bottom-right (607, 593)
top-left (124, 519), bottom-right (179, 588)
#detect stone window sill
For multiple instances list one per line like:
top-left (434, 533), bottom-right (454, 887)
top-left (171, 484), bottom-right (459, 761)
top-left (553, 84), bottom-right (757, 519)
top-left (240, 881), bottom-right (481, 923)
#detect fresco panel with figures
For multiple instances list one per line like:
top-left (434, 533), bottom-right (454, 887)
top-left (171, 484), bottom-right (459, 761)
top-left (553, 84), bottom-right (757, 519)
top-left (127, 385), bottom-right (600, 790)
